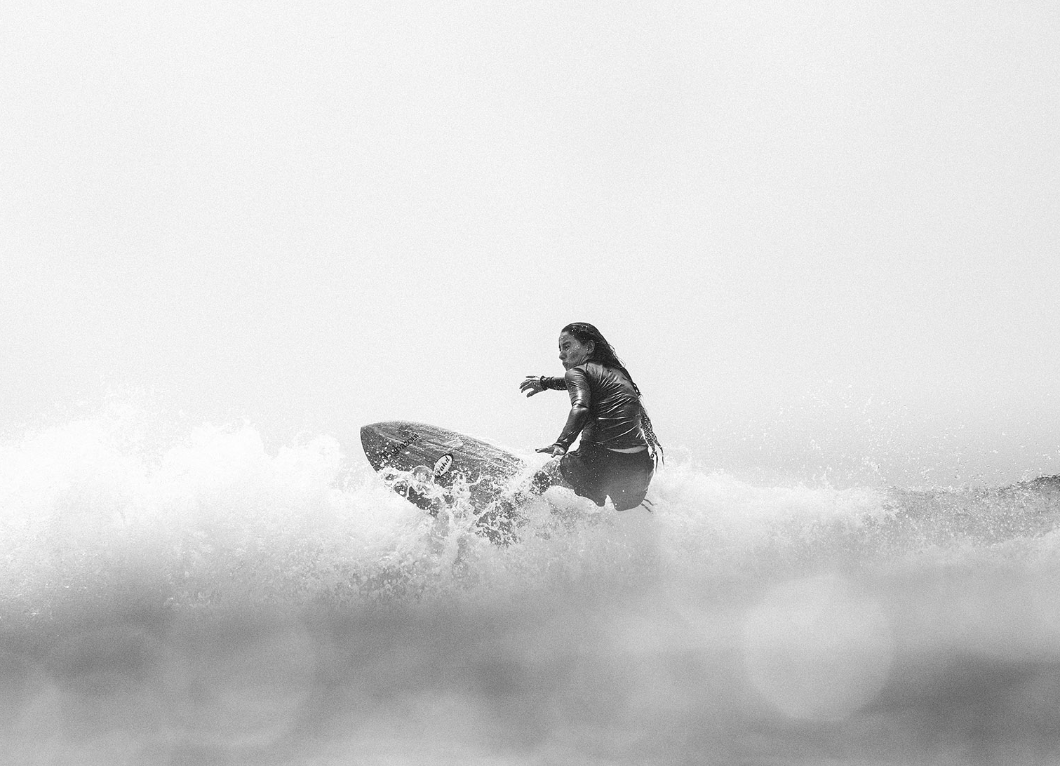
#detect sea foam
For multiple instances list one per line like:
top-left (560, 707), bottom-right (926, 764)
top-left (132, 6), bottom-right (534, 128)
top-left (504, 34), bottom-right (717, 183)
top-left (2, 416), bottom-right (1060, 764)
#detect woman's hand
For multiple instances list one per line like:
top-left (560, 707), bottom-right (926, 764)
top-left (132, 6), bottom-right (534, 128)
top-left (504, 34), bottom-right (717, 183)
top-left (519, 376), bottom-right (545, 397)
top-left (535, 444), bottom-right (567, 458)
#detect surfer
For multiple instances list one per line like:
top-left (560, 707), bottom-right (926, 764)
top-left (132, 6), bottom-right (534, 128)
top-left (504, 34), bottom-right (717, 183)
top-left (519, 323), bottom-right (663, 511)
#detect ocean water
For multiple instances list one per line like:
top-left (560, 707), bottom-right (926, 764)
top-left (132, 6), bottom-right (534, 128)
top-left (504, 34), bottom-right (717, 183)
top-left (2, 417), bottom-right (1060, 765)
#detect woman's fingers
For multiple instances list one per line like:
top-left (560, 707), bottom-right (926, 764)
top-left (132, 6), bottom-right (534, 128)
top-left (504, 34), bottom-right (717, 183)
top-left (519, 376), bottom-right (542, 396)
top-left (535, 445), bottom-right (566, 457)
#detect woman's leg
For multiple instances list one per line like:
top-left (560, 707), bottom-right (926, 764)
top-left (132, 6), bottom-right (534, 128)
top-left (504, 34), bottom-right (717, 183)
top-left (606, 451), bottom-right (654, 511)
top-left (557, 447), bottom-right (608, 506)
top-left (528, 456), bottom-right (573, 495)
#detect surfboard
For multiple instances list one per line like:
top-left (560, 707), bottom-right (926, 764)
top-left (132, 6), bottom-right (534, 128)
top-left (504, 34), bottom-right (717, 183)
top-left (360, 421), bottom-right (528, 518)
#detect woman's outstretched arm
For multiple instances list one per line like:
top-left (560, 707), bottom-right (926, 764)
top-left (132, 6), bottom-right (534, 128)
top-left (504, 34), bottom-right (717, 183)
top-left (519, 375), bottom-right (566, 396)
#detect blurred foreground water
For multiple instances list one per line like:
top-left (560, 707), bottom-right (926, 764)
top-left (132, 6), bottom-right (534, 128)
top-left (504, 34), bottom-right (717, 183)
top-left (3, 419), bottom-right (1060, 765)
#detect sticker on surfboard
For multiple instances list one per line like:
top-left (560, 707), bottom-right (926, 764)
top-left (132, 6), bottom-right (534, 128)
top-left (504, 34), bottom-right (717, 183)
top-left (433, 453), bottom-right (453, 477)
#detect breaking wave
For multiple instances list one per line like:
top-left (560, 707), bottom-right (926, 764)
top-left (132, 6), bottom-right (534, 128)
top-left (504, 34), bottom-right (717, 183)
top-left (2, 415), bottom-right (1060, 764)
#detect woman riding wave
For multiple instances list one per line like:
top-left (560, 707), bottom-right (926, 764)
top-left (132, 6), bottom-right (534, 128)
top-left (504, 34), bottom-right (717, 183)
top-left (519, 323), bottom-right (662, 511)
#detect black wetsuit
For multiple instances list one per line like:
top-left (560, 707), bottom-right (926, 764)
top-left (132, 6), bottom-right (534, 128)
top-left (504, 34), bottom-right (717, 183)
top-left (540, 362), bottom-right (654, 511)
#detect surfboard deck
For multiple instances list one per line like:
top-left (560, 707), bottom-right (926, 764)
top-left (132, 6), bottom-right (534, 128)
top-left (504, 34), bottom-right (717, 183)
top-left (360, 421), bottom-right (529, 519)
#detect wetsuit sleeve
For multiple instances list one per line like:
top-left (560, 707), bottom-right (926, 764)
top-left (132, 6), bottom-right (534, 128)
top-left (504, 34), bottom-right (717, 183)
top-left (554, 367), bottom-right (591, 449)
top-left (539, 376), bottom-right (567, 391)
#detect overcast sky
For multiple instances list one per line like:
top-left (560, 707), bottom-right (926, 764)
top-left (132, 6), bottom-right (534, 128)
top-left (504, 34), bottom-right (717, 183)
top-left (2, 1), bottom-right (1058, 486)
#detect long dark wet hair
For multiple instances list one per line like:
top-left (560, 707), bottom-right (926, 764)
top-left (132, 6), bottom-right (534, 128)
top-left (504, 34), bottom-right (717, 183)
top-left (561, 322), bottom-right (664, 466)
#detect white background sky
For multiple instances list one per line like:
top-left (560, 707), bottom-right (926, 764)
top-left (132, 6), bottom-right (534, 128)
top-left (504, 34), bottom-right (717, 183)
top-left (2, 1), bottom-right (1058, 486)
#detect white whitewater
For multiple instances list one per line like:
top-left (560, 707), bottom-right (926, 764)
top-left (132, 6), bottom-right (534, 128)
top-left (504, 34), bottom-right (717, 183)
top-left (2, 416), bottom-right (1060, 764)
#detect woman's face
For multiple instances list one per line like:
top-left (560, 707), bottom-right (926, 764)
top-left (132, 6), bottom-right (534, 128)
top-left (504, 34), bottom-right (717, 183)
top-left (558, 331), bottom-right (594, 370)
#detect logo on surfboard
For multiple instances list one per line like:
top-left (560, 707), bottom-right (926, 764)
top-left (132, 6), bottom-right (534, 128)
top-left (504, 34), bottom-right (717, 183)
top-left (433, 453), bottom-right (453, 477)
top-left (377, 432), bottom-right (420, 464)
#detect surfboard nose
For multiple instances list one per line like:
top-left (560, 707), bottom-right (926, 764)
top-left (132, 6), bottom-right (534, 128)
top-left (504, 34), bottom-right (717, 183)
top-left (360, 421), bottom-right (424, 470)
top-left (360, 422), bottom-right (387, 468)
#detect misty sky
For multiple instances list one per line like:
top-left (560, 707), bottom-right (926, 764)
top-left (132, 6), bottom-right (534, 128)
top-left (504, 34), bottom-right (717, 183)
top-left (2, 1), bottom-right (1058, 486)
